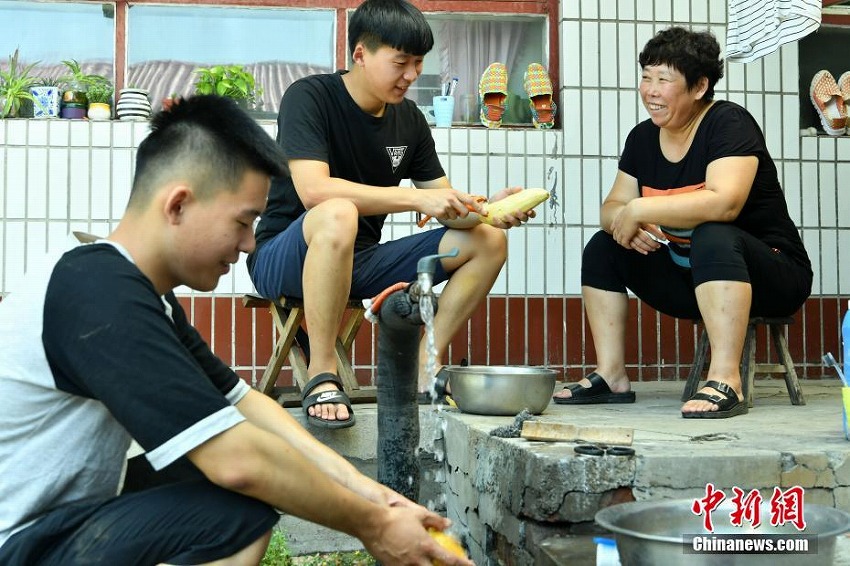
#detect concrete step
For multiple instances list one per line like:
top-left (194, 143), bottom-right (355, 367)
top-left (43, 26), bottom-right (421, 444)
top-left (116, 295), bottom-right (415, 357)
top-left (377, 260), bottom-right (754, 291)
top-left (278, 381), bottom-right (850, 563)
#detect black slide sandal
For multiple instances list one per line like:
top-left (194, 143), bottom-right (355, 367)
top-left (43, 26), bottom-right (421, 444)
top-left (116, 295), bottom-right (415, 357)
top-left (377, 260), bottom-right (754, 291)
top-left (681, 380), bottom-right (748, 419)
top-left (553, 372), bottom-right (636, 405)
top-left (301, 372), bottom-right (356, 429)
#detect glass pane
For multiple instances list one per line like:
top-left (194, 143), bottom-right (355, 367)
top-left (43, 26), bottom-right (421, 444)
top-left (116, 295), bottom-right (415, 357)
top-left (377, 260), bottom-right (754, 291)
top-left (128, 5), bottom-right (335, 116)
top-left (0, 1), bottom-right (114, 84)
top-left (411, 14), bottom-right (548, 126)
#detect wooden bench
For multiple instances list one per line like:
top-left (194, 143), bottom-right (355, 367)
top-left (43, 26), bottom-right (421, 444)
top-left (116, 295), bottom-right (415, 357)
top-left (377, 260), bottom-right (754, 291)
top-left (681, 316), bottom-right (805, 408)
top-left (242, 294), bottom-right (377, 407)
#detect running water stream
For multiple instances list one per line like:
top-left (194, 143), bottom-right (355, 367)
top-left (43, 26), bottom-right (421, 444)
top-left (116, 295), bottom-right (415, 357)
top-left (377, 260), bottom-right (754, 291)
top-left (419, 272), bottom-right (438, 390)
top-left (418, 271), bottom-right (450, 511)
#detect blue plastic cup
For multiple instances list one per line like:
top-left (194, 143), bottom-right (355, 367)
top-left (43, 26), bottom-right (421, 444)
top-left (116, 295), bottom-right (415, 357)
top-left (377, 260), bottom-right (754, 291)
top-left (432, 95), bottom-right (454, 127)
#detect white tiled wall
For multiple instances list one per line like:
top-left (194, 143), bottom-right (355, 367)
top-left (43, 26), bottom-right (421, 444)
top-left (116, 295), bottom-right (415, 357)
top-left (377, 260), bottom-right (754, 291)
top-left (1, 0), bottom-right (849, 301)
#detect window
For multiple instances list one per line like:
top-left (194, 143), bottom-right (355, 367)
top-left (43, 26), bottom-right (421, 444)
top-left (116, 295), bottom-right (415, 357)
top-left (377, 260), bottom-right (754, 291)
top-left (409, 14), bottom-right (548, 126)
top-left (2, 0), bottom-right (557, 127)
top-left (0, 1), bottom-right (114, 84)
top-left (798, 24), bottom-right (850, 131)
top-left (823, 0), bottom-right (850, 25)
top-left (128, 5), bottom-right (335, 115)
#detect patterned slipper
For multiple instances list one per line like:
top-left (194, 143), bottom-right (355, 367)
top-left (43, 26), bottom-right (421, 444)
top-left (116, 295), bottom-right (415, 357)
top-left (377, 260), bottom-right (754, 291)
top-left (523, 63), bottom-right (557, 129)
top-left (839, 71), bottom-right (850, 134)
top-left (478, 62), bottom-right (508, 128)
top-left (810, 70), bottom-right (847, 136)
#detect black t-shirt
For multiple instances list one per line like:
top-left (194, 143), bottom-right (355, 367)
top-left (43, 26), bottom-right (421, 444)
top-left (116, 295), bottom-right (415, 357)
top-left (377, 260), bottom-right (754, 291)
top-left (249, 71), bottom-right (445, 272)
top-left (0, 241), bottom-right (249, 545)
top-left (42, 243), bottom-right (246, 458)
top-left (618, 100), bottom-right (811, 270)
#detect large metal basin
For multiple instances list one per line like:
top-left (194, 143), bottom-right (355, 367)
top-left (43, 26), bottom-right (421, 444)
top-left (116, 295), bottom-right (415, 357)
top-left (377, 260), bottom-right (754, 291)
top-left (444, 365), bottom-right (557, 416)
top-left (596, 499), bottom-right (850, 566)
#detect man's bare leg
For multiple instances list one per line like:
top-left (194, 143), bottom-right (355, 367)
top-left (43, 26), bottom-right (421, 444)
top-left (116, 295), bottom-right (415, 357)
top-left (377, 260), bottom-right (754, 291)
top-left (417, 225), bottom-right (507, 390)
top-left (300, 199), bottom-right (358, 422)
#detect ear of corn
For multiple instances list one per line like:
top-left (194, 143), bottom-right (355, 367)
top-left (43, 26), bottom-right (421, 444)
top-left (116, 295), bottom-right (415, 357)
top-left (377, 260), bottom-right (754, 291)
top-left (429, 528), bottom-right (468, 564)
top-left (479, 188), bottom-right (549, 226)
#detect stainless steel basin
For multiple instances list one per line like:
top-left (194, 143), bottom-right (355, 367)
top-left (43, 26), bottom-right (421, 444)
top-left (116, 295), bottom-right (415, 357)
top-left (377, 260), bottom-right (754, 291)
top-left (596, 499), bottom-right (850, 565)
top-left (444, 365), bottom-right (557, 416)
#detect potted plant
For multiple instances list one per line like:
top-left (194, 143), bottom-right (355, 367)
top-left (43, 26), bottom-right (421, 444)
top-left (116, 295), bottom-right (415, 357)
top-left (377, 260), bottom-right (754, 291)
top-left (59, 59), bottom-right (88, 114)
top-left (59, 59), bottom-right (110, 119)
top-left (31, 76), bottom-right (63, 118)
top-left (194, 65), bottom-right (262, 110)
top-left (85, 83), bottom-right (113, 120)
top-left (0, 49), bottom-right (42, 118)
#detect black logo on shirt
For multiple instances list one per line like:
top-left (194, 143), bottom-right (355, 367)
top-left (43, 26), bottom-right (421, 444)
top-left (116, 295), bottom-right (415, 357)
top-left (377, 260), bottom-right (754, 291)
top-left (386, 146), bottom-right (407, 173)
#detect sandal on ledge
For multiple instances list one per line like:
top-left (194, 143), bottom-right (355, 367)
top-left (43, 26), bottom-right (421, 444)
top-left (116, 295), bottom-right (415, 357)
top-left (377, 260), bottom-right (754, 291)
top-left (681, 380), bottom-right (748, 419)
top-left (553, 372), bottom-right (635, 405)
top-left (301, 372), bottom-right (356, 429)
top-left (478, 62), bottom-right (508, 128)
top-left (523, 63), bottom-right (557, 129)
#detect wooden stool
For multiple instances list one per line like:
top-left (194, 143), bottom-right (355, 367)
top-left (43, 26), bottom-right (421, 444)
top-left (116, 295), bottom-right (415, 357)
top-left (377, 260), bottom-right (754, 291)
top-left (681, 317), bottom-right (805, 408)
top-left (242, 294), bottom-right (376, 407)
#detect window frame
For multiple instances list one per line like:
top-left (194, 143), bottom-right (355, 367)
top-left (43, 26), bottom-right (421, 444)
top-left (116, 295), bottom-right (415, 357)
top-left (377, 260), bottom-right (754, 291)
top-left (79, 0), bottom-right (559, 100)
top-left (823, 0), bottom-right (850, 25)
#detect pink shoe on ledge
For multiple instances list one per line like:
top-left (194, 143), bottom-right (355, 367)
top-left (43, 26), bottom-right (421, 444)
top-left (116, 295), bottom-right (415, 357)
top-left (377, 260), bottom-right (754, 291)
top-left (810, 70), bottom-right (847, 136)
top-left (839, 71), bottom-right (850, 134)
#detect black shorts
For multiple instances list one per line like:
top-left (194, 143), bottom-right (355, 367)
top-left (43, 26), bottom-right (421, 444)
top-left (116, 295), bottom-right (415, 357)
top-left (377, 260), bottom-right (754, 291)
top-left (250, 212), bottom-right (450, 300)
top-left (0, 479), bottom-right (278, 566)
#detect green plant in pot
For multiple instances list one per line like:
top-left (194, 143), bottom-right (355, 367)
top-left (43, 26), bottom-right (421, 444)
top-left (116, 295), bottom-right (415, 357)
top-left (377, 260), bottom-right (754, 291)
top-left (0, 48), bottom-right (42, 118)
top-left (194, 65), bottom-right (262, 110)
top-left (59, 59), bottom-right (110, 118)
top-left (59, 59), bottom-right (88, 106)
top-left (86, 83), bottom-right (113, 121)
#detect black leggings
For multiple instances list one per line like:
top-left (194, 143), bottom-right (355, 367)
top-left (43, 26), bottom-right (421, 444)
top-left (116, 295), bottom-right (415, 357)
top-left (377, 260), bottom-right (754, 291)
top-left (581, 223), bottom-right (812, 320)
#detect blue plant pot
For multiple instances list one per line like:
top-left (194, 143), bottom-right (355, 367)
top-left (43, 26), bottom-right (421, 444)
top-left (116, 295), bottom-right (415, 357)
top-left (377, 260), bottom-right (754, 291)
top-left (30, 86), bottom-right (61, 118)
top-left (61, 103), bottom-right (86, 120)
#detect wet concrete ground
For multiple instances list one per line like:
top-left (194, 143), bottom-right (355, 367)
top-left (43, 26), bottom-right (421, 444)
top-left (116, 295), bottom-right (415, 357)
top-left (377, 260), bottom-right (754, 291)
top-left (281, 379), bottom-right (850, 563)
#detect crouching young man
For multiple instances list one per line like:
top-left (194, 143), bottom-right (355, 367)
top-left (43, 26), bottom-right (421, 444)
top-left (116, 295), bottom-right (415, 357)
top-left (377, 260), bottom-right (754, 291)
top-left (0, 95), bottom-right (472, 566)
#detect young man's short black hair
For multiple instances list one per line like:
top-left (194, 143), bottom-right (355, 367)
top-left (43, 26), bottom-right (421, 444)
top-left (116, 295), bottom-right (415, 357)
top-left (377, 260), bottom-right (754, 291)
top-left (639, 26), bottom-right (724, 101)
top-left (348, 0), bottom-right (434, 58)
top-left (129, 95), bottom-right (287, 208)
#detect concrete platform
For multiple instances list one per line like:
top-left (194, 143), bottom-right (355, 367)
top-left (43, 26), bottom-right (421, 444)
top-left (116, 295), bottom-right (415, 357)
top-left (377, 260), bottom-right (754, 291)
top-left (279, 380), bottom-right (850, 564)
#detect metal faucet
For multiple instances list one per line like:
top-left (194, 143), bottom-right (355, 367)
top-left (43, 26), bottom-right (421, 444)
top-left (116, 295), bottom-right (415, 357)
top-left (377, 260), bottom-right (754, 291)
top-left (413, 247), bottom-right (459, 298)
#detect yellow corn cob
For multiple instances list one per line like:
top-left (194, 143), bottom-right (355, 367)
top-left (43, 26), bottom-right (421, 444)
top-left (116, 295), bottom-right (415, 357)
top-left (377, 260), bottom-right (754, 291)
top-left (429, 529), bottom-right (468, 564)
top-left (435, 188), bottom-right (550, 229)
top-left (478, 188), bottom-right (549, 226)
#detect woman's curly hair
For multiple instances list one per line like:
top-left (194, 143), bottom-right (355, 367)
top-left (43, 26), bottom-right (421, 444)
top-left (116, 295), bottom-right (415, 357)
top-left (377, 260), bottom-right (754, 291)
top-left (639, 27), bottom-right (724, 101)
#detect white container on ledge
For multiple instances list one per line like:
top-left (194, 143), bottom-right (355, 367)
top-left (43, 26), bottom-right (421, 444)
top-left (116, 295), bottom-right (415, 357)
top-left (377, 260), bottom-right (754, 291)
top-left (87, 102), bottom-right (111, 121)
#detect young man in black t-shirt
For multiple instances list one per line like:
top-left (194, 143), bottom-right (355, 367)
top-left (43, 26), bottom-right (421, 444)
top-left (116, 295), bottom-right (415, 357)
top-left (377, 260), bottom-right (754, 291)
top-left (249, 0), bottom-right (534, 428)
